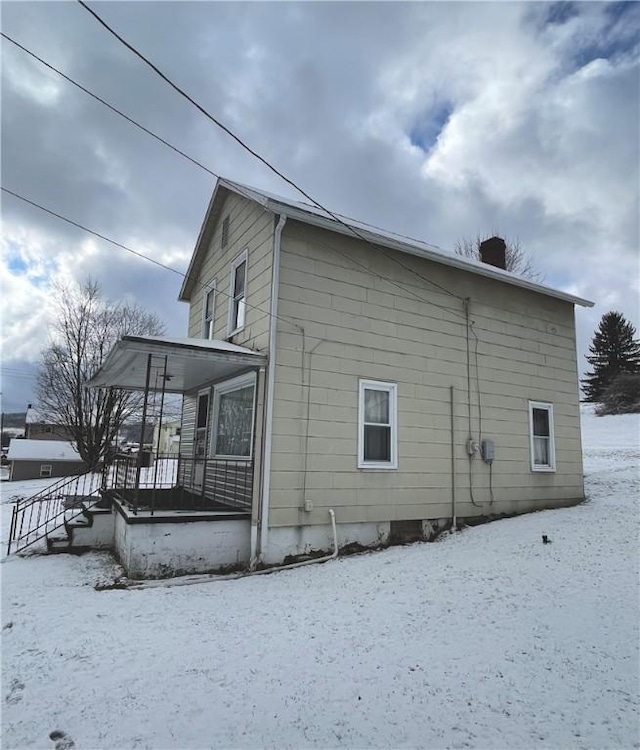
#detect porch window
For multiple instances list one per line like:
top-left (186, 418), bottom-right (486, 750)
top-left (528, 401), bottom-right (555, 472)
top-left (228, 250), bottom-right (248, 336)
top-left (202, 284), bottom-right (216, 339)
top-left (40, 464), bottom-right (52, 478)
top-left (212, 374), bottom-right (256, 458)
top-left (358, 379), bottom-right (398, 469)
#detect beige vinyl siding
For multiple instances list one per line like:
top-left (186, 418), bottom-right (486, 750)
top-left (179, 394), bottom-right (196, 486)
top-left (187, 192), bottom-right (275, 353)
top-left (268, 221), bottom-right (584, 527)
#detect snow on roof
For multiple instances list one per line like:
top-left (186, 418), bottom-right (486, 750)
top-left (25, 406), bottom-right (43, 424)
top-left (180, 176), bottom-right (593, 308)
top-left (7, 439), bottom-right (81, 462)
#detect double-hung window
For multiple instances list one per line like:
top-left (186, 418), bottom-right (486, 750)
top-left (40, 464), bottom-right (52, 478)
top-left (212, 373), bottom-right (256, 458)
top-left (358, 380), bottom-right (398, 469)
top-left (202, 284), bottom-right (216, 339)
top-left (528, 401), bottom-right (556, 472)
top-left (228, 250), bottom-right (248, 336)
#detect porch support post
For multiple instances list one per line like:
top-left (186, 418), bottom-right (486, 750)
top-left (151, 354), bottom-right (169, 515)
top-left (134, 352), bottom-right (153, 513)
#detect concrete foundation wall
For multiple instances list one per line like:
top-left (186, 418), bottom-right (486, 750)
top-left (113, 512), bottom-right (251, 579)
top-left (262, 520), bottom-right (392, 565)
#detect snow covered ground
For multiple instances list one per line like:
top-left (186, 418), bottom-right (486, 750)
top-left (1, 407), bottom-right (638, 749)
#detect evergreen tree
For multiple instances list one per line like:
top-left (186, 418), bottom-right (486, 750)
top-left (582, 311), bottom-right (640, 402)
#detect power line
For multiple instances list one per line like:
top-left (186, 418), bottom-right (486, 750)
top-left (1, 186), bottom-right (299, 334)
top-left (3, 24), bottom-right (462, 306)
top-left (3, 186), bottom-right (467, 345)
top-left (0, 31), bottom-right (219, 180)
top-left (76, 0), bottom-right (461, 304)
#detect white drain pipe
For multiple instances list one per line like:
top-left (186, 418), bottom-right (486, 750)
top-left (119, 509), bottom-right (338, 590)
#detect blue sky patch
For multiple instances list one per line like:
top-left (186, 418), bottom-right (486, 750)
top-left (408, 101), bottom-right (454, 154)
top-left (7, 253), bottom-right (29, 274)
top-left (544, 2), bottom-right (580, 26)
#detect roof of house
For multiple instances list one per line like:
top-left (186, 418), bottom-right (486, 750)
top-left (179, 177), bottom-right (593, 308)
top-left (25, 406), bottom-right (43, 424)
top-left (7, 439), bottom-right (81, 462)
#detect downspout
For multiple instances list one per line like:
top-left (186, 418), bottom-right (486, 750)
top-left (254, 213), bottom-right (287, 566)
top-left (450, 385), bottom-right (457, 532)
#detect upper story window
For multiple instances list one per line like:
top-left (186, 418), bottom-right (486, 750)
top-left (358, 379), bottom-right (398, 469)
top-left (221, 215), bottom-right (230, 248)
top-left (202, 284), bottom-right (216, 339)
top-left (228, 249), bottom-right (248, 337)
top-left (528, 401), bottom-right (556, 472)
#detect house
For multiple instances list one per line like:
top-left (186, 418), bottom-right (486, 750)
top-left (152, 418), bottom-right (181, 457)
top-left (8, 177), bottom-right (593, 576)
top-left (24, 405), bottom-right (75, 442)
top-left (7, 439), bottom-right (87, 481)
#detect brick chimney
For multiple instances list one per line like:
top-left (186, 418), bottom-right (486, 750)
top-left (479, 237), bottom-right (507, 270)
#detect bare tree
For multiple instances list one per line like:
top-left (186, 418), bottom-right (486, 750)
top-left (36, 279), bottom-right (164, 466)
top-left (454, 235), bottom-right (544, 281)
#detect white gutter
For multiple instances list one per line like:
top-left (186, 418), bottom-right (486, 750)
top-left (255, 213), bottom-right (287, 565)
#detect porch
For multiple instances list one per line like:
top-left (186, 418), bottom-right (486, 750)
top-left (107, 452), bottom-right (253, 514)
top-left (7, 336), bottom-right (267, 575)
top-left (87, 334), bottom-right (267, 517)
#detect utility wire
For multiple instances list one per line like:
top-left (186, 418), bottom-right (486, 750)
top-left (1, 187), bottom-right (306, 336)
top-left (3, 28), bottom-right (463, 307)
top-left (76, 0), bottom-right (462, 304)
top-left (2, 187), bottom-right (186, 280)
top-left (0, 32), bottom-right (219, 180)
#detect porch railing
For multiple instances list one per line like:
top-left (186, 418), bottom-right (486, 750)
top-left (7, 453), bottom-right (253, 555)
top-left (109, 453), bottom-right (253, 513)
top-left (7, 466), bottom-right (106, 554)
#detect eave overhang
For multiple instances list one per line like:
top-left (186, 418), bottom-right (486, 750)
top-left (183, 177), bottom-right (593, 309)
top-left (85, 335), bottom-right (267, 394)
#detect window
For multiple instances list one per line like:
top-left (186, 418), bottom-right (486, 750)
top-left (358, 380), bottom-right (398, 469)
top-left (202, 284), bottom-right (216, 339)
top-left (40, 464), bottom-right (52, 478)
top-left (211, 374), bottom-right (256, 458)
top-left (528, 401), bottom-right (556, 472)
top-left (221, 215), bottom-right (230, 248)
top-left (228, 250), bottom-right (248, 336)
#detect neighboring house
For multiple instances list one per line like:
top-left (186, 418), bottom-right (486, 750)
top-left (16, 177), bottom-right (593, 577)
top-left (7, 439), bottom-right (87, 481)
top-left (152, 419), bottom-right (181, 456)
top-left (24, 405), bottom-right (75, 442)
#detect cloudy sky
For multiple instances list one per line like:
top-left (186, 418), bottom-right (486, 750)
top-left (1, 1), bottom-right (638, 413)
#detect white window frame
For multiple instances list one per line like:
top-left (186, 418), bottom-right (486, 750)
top-left (210, 372), bottom-right (257, 460)
top-left (528, 401), bottom-right (556, 472)
top-left (227, 249), bottom-right (248, 337)
top-left (40, 464), bottom-right (52, 478)
top-left (358, 379), bottom-right (398, 470)
top-left (202, 282), bottom-right (216, 339)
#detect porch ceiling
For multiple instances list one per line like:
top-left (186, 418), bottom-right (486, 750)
top-left (85, 335), bottom-right (267, 393)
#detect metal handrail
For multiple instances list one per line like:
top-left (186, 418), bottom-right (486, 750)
top-left (7, 452), bottom-right (254, 554)
top-left (7, 463), bottom-right (107, 554)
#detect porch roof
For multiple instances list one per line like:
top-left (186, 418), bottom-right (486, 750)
top-left (85, 335), bottom-right (267, 393)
